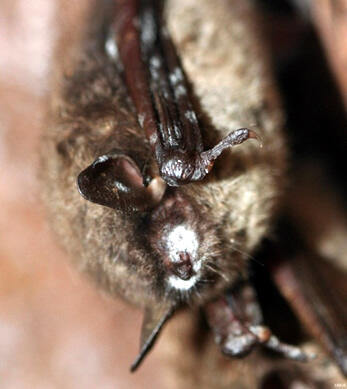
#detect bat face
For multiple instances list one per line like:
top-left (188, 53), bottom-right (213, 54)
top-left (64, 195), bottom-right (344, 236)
top-left (76, 148), bottom-right (246, 307)
top-left (144, 192), bottom-right (213, 292)
top-left (41, 0), bottom-right (288, 372)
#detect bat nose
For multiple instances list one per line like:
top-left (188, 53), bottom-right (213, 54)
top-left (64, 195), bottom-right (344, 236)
top-left (170, 252), bottom-right (194, 280)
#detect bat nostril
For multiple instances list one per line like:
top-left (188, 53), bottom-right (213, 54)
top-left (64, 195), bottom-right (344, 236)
top-left (170, 253), bottom-right (194, 280)
top-left (179, 252), bottom-right (189, 262)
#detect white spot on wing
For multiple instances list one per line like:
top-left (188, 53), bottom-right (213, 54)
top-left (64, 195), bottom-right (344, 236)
top-left (173, 124), bottom-right (182, 139)
top-left (114, 181), bottom-right (130, 193)
top-left (169, 67), bottom-right (184, 85)
top-left (185, 110), bottom-right (198, 123)
top-left (149, 56), bottom-right (161, 80)
top-left (150, 56), bottom-right (161, 69)
top-left (141, 10), bottom-right (156, 46)
top-left (150, 132), bottom-right (158, 144)
top-left (175, 85), bottom-right (187, 98)
top-left (138, 114), bottom-right (145, 128)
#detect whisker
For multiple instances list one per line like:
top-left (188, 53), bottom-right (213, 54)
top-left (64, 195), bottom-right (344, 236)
top-left (205, 263), bottom-right (230, 283)
top-left (231, 242), bottom-right (264, 267)
top-left (192, 285), bottom-right (203, 302)
top-left (197, 278), bottom-right (214, 284)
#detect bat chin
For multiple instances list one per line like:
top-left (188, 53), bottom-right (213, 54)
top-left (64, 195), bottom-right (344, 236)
top-left (167, 274), bottom-right (198, 291)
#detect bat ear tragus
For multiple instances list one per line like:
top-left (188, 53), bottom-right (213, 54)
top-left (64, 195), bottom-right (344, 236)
top-left (77, 151), bottom-right (166, 213)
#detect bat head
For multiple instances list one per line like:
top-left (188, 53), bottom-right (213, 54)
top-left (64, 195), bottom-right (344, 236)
top-left (77, 150), bottom-right (229, 304)
top-left (77, 149), bottom-right (238, 371)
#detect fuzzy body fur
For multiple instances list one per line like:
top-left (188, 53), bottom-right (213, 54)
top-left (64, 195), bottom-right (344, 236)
top-left (41, 0), bottom-right (286, 311)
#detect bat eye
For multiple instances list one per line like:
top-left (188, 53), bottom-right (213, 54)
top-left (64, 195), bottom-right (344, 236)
top-left (77, 151), bottom-right (166, 213)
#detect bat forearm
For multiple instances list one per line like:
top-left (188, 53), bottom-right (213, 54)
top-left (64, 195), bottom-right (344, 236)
top-left (114, 0), bottom-right (259, 186)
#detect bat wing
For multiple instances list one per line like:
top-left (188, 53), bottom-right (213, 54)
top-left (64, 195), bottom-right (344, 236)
top-left (130, 303), bottom-right (176, 372)
top-left (268, 223), bottom-right (347, 376)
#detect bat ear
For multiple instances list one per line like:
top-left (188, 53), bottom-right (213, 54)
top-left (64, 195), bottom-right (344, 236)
top-left (130, 304), bottom-right (175, 372)
top-left (77, 151), bottom-right (166, 213)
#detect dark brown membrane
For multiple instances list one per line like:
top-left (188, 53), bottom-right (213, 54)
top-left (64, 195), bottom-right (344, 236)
top-left (113, 0), bottom-right (260, 186)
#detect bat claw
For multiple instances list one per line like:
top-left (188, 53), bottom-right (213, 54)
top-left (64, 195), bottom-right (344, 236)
top-left (202, 128), bottom-right (263, 164)
top-left (247, 129), bottom-right (263, 148)
top-left (205, 286), bottom-right (315, 364)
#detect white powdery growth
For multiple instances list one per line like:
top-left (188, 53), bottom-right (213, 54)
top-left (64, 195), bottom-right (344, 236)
top-left (105, 36), bottom-right (118, 61)
top-left (168, 275), bottom-right (198, 291)
top-left (138, 114), bottom-right (145, 128)
top-left (141, 9), bottom-right (156, 46)
top-left (169, 67), bottom-right (184, 85)
top-left (185, 110), bottom-right (198, 123)
top-left (149, 132), bottom-right (158, 144)
top-left (149, 56), bottom-right (161, 81)
top-left (150, 56), bottom-right (161, 69)
top-left (94, 155), bottom-right (109, 165)
top-left (166, 224), bottom-right (199, 262)
top-left (114, 181), bottom-right (130, 193)
top-left (165, 225), bottom-right (202, 291)
top-left (175, 85), bottom-right (187, 98)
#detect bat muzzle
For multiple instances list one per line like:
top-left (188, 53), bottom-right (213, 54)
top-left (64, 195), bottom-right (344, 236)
top-left (167, 252), bottom-right (195, 280)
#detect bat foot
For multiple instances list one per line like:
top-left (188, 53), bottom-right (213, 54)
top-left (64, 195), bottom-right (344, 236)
top-left (265, 334), bottom-right (316, 362)
top-left (205, 285), bottom-right (314, 363)
top-left (201, 128), bottom-right (262, 164)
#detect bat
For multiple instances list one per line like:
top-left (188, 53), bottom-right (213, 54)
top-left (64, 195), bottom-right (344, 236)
top-left (110, 0), bottom-right (260, 188)
top-left (40, 0), bottom-right (346, 383)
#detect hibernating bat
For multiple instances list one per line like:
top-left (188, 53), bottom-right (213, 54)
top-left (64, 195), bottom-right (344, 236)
top-left (40, 0), bottom-right (346, 385)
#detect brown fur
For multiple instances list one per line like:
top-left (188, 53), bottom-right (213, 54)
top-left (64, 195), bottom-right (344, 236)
top-left (40, 0), bottom-right (293, 386)
top-left (41, 0), bottom-right (286, 304)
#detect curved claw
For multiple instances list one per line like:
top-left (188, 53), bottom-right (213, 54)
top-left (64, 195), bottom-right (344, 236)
top-left (247, 129), bottom-right (263, 148)
top-left (201, 128), bottom-right (261, 163)
top-left (160, 128), bottom-right (262, 186)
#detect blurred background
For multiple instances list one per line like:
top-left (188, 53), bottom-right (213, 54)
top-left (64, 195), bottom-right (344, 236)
top-left (0, 0), bottom-right (346, 388)
top-left (0, 1), bottom-right (168, 388)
